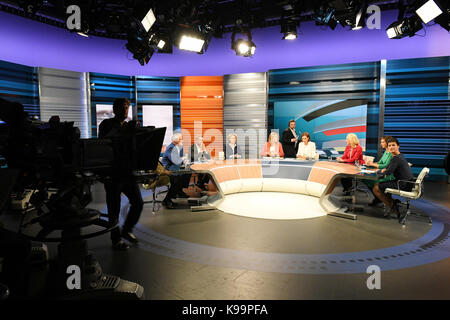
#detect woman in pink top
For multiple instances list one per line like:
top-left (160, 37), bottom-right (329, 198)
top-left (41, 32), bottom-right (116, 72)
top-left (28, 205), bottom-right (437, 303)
top-left (260, 132), bottom-right (284, 158)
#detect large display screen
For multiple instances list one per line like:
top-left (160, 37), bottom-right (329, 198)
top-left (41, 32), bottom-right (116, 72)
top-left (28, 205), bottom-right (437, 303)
top-left (142, 105), bottom-right (173, 149)
top-left (274, 99), bottom-right (367, 152)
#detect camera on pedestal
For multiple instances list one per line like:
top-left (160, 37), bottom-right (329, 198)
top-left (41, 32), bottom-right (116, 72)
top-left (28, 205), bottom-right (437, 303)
top-left (0, 97), bottom-right (165, 299)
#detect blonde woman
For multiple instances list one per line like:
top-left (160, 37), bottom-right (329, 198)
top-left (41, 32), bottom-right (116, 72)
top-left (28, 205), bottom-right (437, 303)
top-left (260, 132), bottom-right (284, 158)
top-left (336, 133), bottom-right (365, 164)
top-left (337, 133), bottom-right (365, 194)
top-left (225, 133), bottom-right (242, 159)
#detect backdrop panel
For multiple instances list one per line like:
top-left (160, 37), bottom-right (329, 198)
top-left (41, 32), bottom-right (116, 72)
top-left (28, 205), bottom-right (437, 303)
top-left (0, 60), bottom-right (39, 119)
top-left (180, 76), bottom-right (223, 157)
top-left (384, 56), bottom-right (450, 180)
top-left (38, 67), bottom-right (90, 138)
top-left (223, 72), bottom-right (268, 158)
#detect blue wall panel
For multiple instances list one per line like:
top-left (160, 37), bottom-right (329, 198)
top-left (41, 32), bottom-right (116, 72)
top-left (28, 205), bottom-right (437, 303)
top-left (384, 56), bottom-right (450, 180)
top-left (0, 60), bottom-right (39, 118)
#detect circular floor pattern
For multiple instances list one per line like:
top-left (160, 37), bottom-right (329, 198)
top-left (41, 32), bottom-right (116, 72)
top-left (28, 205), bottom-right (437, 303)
top-left (112, 190), bottom-right (450, 275)
top-left (215, 192), bottom-right (326, 220)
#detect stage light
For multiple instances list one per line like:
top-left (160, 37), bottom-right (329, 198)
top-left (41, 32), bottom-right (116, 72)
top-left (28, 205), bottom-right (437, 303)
top-left (157, 40), bottom-right (166, 50)
top-left (281, 7), bottom-right (298, 40)
top-left (141, 9), bottom-right (156, 32)
top-left (175, 25), bottom-right (211, 54)
top-left (232, 29), bottom-right (256, 57)
top-left (126, 33), bottom-right (154, 66)
top-left (179, 35), bottom-right (205, 52)
top-left (386, 16), bottom-right (423, 39)
top-left (416, 0), bottom-right (443, 24)
top-left (281, 23), bottom-right (297, 39)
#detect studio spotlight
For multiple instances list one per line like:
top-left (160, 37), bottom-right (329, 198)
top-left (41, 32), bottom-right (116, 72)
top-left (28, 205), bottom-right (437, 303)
top-left (281, 9), bottom-right (299, 40)
top-left (175, 25), bottom-right (210, 54)
top-left (126, 33), bottom-right (154, 65)
top-left (281, 22), bottom-right (298, 39)
top-left (132, 3), bottom-right (157, 33)
top-left (141, 8), bottom-right (156, 32)
top-left (386, 15), bottom-right (423, 39)
top-left (231, 28), bottom-right (256, 57)
top-left (415, 0), bottom-right (443, 24)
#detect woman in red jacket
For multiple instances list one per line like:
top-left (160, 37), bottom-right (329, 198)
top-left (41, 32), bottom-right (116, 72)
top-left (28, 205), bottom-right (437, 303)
top-left (337, 133), bottom-right (365, 165)
top-left (260, 132), bottom-right (284, 158)
top-left (337, 133), bottom-right (365, 194)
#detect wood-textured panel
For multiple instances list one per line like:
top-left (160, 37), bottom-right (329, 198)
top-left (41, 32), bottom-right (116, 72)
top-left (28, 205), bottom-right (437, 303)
top-left (181, 76), bottom-right (223, 157)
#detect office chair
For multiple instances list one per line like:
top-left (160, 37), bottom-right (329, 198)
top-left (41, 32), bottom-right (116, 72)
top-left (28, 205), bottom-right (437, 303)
top-left (384, 167), bottom-right (432, 225)
top-left (142, 174), bottom-right (170, 214)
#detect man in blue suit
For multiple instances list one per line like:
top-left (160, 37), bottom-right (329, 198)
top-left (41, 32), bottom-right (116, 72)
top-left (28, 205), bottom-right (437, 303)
top-left (162, 133), bottom-right (191, 208)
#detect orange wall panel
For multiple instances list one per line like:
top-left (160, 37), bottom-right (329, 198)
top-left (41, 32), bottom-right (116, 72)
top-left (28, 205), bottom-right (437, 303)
top-left (181, 76), bottom-right (223, 157)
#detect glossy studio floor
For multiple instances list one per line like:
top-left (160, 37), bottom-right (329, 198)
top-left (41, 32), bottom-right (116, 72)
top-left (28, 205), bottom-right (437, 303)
top-left (84, 179), bottom-right (450, 299)
top-left (4, 180), bottom-right (450, 300)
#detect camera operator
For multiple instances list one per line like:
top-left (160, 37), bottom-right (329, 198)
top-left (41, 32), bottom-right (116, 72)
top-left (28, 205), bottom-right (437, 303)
top-left (98, 98), bottom-right (143, 251)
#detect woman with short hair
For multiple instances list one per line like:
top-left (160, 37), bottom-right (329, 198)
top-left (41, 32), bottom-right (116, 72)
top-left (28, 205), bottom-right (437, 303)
top-left (225, 133), bottom-right (242, 159)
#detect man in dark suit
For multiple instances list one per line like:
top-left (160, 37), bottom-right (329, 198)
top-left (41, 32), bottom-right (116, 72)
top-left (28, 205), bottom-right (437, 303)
top-left (190, 136), bottom-right (211, 162)
top-left (189, 136), bottom-right (211, 190)
top-left (281, 120), bottom-right (299, 158)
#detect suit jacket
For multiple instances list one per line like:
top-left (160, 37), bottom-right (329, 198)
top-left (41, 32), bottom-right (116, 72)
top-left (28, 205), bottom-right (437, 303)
top-left (161, 143), bottom-right (184, 170)
top-left (281, 128), bottom-right (298, 158)
top-left (190, 144), bottom-right (211, 162)
top-left (260, 142), bottom-right (284, 158)
top-left (225, 143), bottom-right (242, 159)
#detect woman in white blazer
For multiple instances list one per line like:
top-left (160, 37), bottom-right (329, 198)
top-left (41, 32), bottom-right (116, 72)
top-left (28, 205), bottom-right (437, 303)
top-left (296, 132), bottom-right (316, 160)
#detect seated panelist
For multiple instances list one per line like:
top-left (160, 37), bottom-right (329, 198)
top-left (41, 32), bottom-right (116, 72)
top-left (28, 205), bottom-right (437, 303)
top-left (190, 136), bottom-right (211, 162)
top-left (372, 137), bottom-right (414, 220)
top-left (364, 136), bottom-right (395, 206)
top-left (336, 133), bottom-right (365, 165)
top-left (190, 136), bottom-right (211, 190)
top-left (336, 133), bottom-right (365, 194)
top-left (296, 132), bottom-right (316, 160)
top-left (260, 132), bottom-right (284, 158)
top-left (161, 133), bottom-right (191, 208)
top-left (225, 134), bottom-right (242, 159)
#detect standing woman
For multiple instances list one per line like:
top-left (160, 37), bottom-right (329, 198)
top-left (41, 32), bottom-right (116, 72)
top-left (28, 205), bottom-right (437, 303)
top-left (225, 133), bottom-right (242, 159)
top-left (336, 133), bottom-right (365, 193)
top-left (365, 136), bottom-right (395, 205)
top-left (260, 132), bottom-right (284, 158)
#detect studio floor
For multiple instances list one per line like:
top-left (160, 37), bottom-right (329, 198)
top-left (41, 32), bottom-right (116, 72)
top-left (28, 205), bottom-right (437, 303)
top-left (3, 181), bottom-right (450, 300)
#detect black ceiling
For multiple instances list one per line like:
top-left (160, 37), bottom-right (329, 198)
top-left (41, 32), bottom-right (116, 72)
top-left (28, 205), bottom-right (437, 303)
top-left (0, 0), bottom-right (406, 39)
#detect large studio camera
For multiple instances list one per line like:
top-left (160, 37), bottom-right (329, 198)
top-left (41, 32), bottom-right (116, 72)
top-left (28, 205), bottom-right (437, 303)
top-left (0, 97), bottom-right (166, 300)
